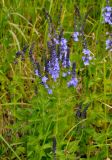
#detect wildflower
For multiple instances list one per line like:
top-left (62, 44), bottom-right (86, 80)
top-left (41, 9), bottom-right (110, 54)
top-left (42, 76), bottom-right (48, 83)
top-left (53, 38), bottom-right (59, 45)
top-left (44, 83), bottom-right (49, 89)
top-left (106, 39), bottom-right (112, 51)
top-left (60, 38), bottom-right (67, 51)
top-left (67, 77), bottom-right (78, 87)
top-left (82, 48), bottom-right (91, 55)
top-left (35, 62), bottom-right (41, 77)
top-left (67, 62), bottom-right (78, 87)
top-left (62, 72), bottom-right (67, 77)
top-left (39, 79), bottom-right (51, 95)
top-left (48, 41), bottom-right (60, 81)
top-left (62, 48), bottom-right (71, 77)
top-left (80, 23), bottom-right (93, 65)
top-left (48, 89), bottom-right (53, 94)
top-left (60, 38), bottom-right (68, 61)
top-left (73, 32), bottom-right (80, 41)
top-left (82, 55), bottom-right (92, 66)
top-left (61, 39), bottom-right (71, 68)
top-left (62, 71), bottom-right (71, 77)
top-left (102, 6), bottom-right (112, 25)
top-left (35, 69), bottom-right (39, 76)
top-left (41, 80), bottom-right (53, 94)
top-left (35, 63), bottom-right (52, 94)
top-left (82, 48), bottom-right (92, 65)
top-left (61, 38), bottom-right (67, 47)
top-left (34, 62), bottom-right (51, 94)
top-left (48, 57), bottom-right (60, 81)
top-left (68, 71), bottom-right (71, 75)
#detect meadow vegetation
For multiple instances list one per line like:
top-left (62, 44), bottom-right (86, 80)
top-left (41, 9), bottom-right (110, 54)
top-left (0, 0), bottom-right (112, 159)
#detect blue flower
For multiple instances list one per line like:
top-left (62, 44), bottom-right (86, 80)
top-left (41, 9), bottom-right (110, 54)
top-left (73, 32), bottom-right (79, 42)
top-left (67, 77), bottom-right (78, 87)
top-left (61, 47), bottom-right (71, 78)
top-left (48, 89), bottom-right (53, 94)
top-left (82, 56), bottom-right (92, 66)
top-left (61, 43), bottom-right (71, 68)
top-left (45, 84), bottom-right (53, 94)
top-left (60, 38), bottom-right (67, 48)
top-left (62, 72), bottom-right (67, 77)
top-left (44, 83), bottom-right (49, 89)
top-left (35, 69), bottom-right (39, 76)
top-left (82, 56), bottom-right (89, 65)
top-left (35, 62), bottom-right (41, 77)
top-left (42, 76), bottom-right (48, 83)
top-left (102, 6), bottom-right (112, 25)
top-left (41, 77), bottom-right (53, 94)
top-left (53, 38), bottom-right (59, 44)
top-left (60, 38), bottom-right (68, 60)
top-left (48, 57), bottom-right (60, 81)
top-left (82, 48), bottom-right (92, 65)
top-left (48, 42), bottom-right (60, 81)
top-left (106, 39), bottom-right (112, 51)
top-left (62, 71), bottom-right (71, 77)
top-left (67, 62), bottom-right (78, 88)
top-left (82, 48), bottom-right (91, 55)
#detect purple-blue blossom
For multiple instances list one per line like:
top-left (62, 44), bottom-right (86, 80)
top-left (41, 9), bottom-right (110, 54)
top-left (82, 48), bottom-right (91, 55)
top-left (106, 39), bottom-right (112, 51)
top-left (42, 76), bottom-right (48, 83)
top-left (48, 89), bottom-right (53, 94)
top-left (82, 48), bottom-right (92, 65)
top-left (61, 42), bottom-right (71, 68)
top-left (53, 38), bottom-right (59, 45)
top-left (60, 38), bottom-right (68, 60)
top-left (62, 71), bottom-right (71, 77)
top-left (48, 42), bottom-right (60, 81)
top-left (43, 81), bottom-right (53, 94)
top-left (82, 56), bottom-right (92, 66)
top-left (48, 57), bottom-right (60, 81)
top-left (102, 6), bottom-right (112, 25)
top-left (61, 47), bottom-right (71, 77)
top-left (35, 62), bottom-right (41, 77)
top-left (67, 62), bottom-right (78, 88)
top-left (67, 77), bottom-right (78, 87)
top-left (60, 38), bottom-right (67, 49)
top-left (62, 72), bottom-right (67, 77)
top-left (35, 69), bottom-right (39, 76)
top-left (73, 32), bottom-right (79, 42)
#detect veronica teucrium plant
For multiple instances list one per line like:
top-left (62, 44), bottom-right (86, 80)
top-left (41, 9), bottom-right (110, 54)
top-left (2, 1), bottom-right (112, 159)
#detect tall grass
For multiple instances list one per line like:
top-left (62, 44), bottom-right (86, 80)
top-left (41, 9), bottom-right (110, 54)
top-left (0, 0), bottom-right (112, 159)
